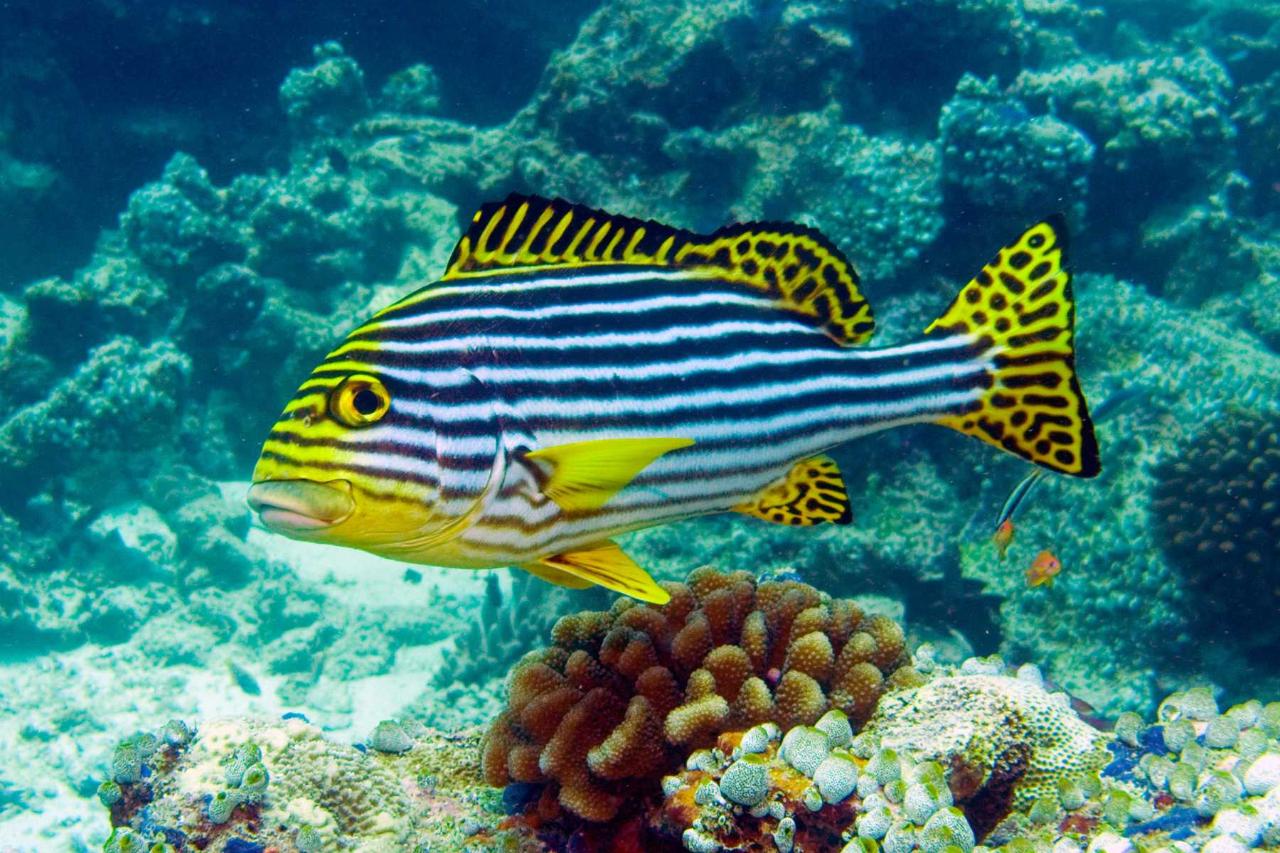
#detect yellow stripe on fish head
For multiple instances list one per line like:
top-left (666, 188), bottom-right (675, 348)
top-left (249, 363), bottom-right (443, 551)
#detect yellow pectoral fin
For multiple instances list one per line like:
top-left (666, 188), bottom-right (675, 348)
top-left (524, 540), bottom-right (670, 604)
top-left (525, 436), bottom-right (694, 511)
top-left (733, 454), bottom-right (853, 527)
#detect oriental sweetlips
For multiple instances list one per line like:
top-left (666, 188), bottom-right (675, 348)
top-left (248, 194), bottom-right (1099, 602)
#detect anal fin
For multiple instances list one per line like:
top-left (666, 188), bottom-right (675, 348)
top-left (733, 455), bottom-right (852, 527)
top-left (522, 540), bottom-right (670, 604)
top-left (520, 561), bottom-right (594, 590)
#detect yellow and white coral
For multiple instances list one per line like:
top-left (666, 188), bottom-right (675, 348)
top-left (865, 674), bottom-right (1109, 807)
top-left (173, 717), bottom-right (414, 851)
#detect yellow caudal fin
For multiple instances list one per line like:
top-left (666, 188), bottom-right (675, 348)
top-left (525, 437), bottom-right (694, 512)
top-left (734, 455), bottom-right (852, 526)
top-left (926, 216), bottom-right (1100, 478)
top-left (524, 541), bottom-right (670, 604)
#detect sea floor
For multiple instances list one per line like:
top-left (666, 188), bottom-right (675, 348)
top-left (0, 483), bottom-right (494, 850)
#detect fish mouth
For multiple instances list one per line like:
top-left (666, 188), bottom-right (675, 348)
top-left (247, 479), bottom-right (355, 532)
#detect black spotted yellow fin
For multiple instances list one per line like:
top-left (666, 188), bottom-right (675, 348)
top-left (926, 216), bottom-right (1100, 478)
top-left (443, 193), bottom-right (876, 345)
top-left (525, 437), bottom-right (695, 512)
top-left (523, 540), bottom-right (670, 604)
top-left (733, 454), bottom-right (852, 526)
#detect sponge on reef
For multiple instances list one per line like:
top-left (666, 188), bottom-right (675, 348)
top-left (481, 566), bottom-right (916, 821)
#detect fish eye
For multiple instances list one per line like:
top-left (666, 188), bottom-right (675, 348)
top-left (330, 375), bottom-right (391, 427)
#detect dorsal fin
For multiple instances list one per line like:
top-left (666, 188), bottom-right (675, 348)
top-left (444, 194), bottom-right (876, 345)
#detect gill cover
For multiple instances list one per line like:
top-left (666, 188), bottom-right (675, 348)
top-left (374, 368), bottom-right (506, 559)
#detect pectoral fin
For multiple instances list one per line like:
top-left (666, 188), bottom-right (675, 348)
top-left (733, 455), bottom-right (852, 526)
top-left (522, 540), bottom-right (670, 604)
top-left (525, 437), bottom-right (694, 511)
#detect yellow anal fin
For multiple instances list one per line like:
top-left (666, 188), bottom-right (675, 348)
top-left (733, 455), bottom-right (852, 527)
top-left (926, 216), bottom-right (1100, 478)
top-left (444, 194), bottom-right (875, 345)
top-left (520, 561), bottom-right (593, 590)
top-left (523, 541), bottom-right (670, 604)
top-left (525, 436), bottom-right (694, 512)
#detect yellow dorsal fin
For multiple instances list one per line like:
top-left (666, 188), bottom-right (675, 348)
top-left (733, 454), bottom-right (852, 526)
top-left (444, 194), bottom-right (876, 345)
top-left (525, 437), bottom-right (695, 512)
top-left (925, 216), bottom-right (1100, 478)
top-left (524, 541), bottom-right (670, 604)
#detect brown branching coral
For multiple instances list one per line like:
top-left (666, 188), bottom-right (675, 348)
top-left (1152, 410), bottom-right (1280, 649)
top-left (481, 567), bottom-right (915, 821)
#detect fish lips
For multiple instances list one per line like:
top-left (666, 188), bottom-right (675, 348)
top-left (247, 479), bottom-right (355, 532)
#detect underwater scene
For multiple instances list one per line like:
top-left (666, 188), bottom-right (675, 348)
top-left (2, 0), bottom-right (1279, 851)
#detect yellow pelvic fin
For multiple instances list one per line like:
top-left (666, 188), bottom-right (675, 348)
top-left (733, 454), bottom-right (852, 527)
top-left (523, 540), bottom-right (670, 604)
top-left (519, 561), bottom-right (594, 590)
top-left (926, 216), bottom-right (1100, 478)
top-left (525, 436), bottom-right (694, 512)
top-left (444, 194), bottom-right (876, 345)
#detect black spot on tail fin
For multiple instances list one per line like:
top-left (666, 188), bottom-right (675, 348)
top-left (926, 216), bottom-right (1100, 478)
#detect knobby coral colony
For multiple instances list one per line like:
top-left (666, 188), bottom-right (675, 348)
top-left (481, 567), bottom-right (917, 824)
top-left (1152, 410), bottom-right (1280, 649)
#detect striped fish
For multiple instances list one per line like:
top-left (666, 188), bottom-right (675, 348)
top-left (248, 195), bottom-right (1100, 604)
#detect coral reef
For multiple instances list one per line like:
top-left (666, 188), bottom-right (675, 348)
top-left (482, 567), bottom-right (917, 821)
top-left (2, 0), bottom-right (1280, 846)
top-left (867, 672), bottom-right (1110, 813)
top-left (98, 715), bottom-right (538, 852)
top-left (1152, 410), bottom-right (1280, 657)
top-left (657, 659), bottom-right (1280, 851)
top-left (1013, 49), bottom-right (1236, 192)
top-left (939, 74), bottom-right (1094, 230)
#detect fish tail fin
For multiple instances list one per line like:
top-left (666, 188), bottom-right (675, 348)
top-left (925, 216), bottom-right (1100, 478)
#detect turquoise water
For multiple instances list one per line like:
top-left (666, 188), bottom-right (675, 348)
top-left (1, 1), bottom-right (1278, 850)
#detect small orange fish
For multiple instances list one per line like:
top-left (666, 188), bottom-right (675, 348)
top-left (1026, 550), bottom-right (1062, 587)
top-left (993, 519), bottom-right (1015, 560)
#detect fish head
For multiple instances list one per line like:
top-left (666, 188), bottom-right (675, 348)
top-left (248, 366), bottom-right (444, 552)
